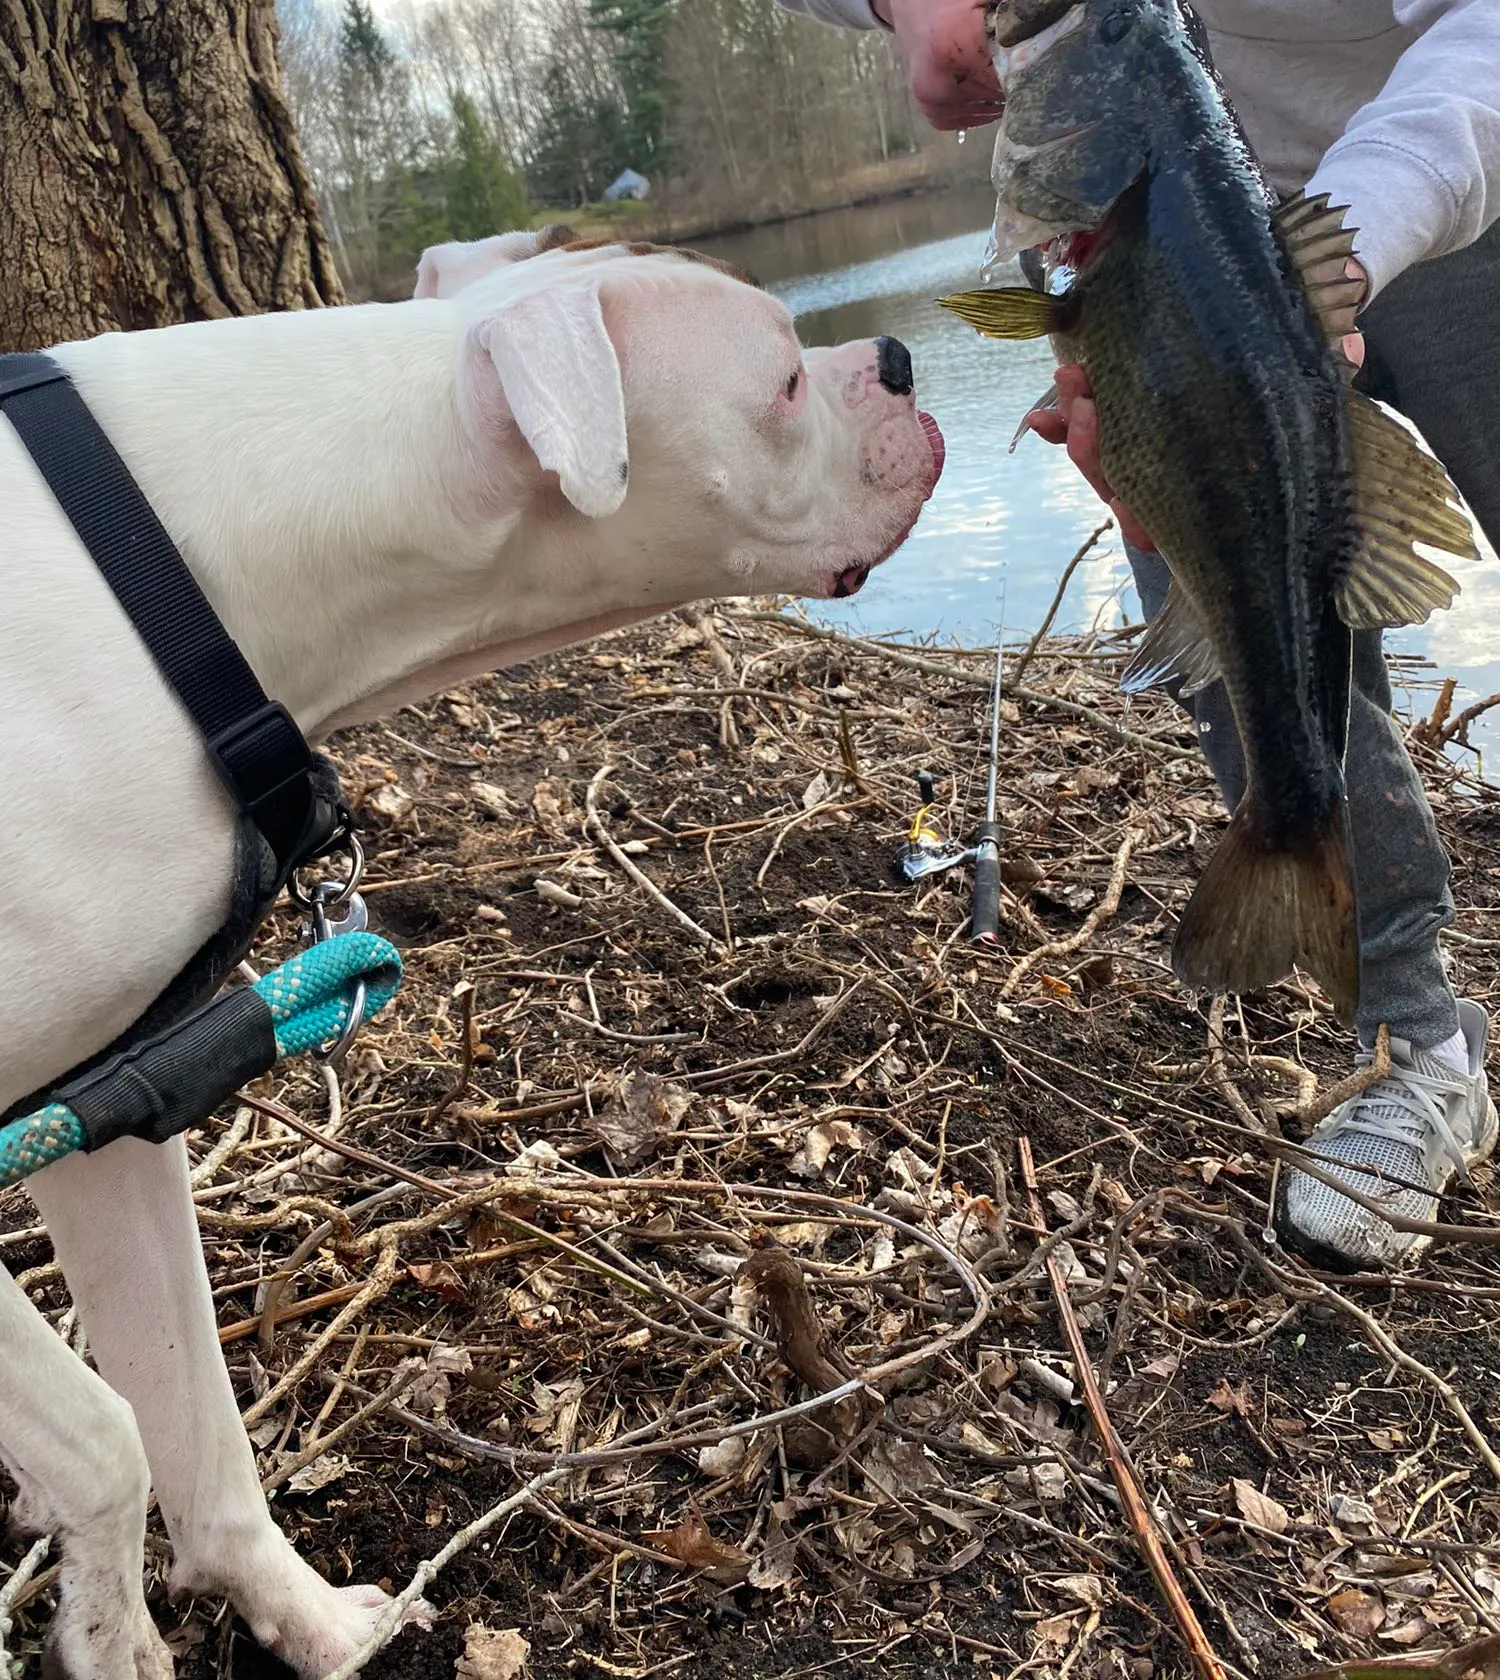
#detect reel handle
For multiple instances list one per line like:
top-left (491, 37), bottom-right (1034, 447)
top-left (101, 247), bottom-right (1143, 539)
top-left (969, 822), bottom-right (1003, 947)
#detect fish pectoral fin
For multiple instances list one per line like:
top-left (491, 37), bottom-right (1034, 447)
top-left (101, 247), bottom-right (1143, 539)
top-left (1272, 190), bottom-right (1364, 347)
top-left (1338, 390), bottom-right (1474, 630)
top-left (938, 288), bottom-right (1065, 340)
top-left (1173, 792), bottom-right (1358, 1024)
top-left (1121, 581), bottom-right (1221, 697)
top-left (1009, 380), bottom-right (1061, 452)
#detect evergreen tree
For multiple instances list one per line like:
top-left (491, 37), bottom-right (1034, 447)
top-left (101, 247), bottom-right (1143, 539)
top-left (526, 64), bottom-right (629, 208)
top-left (442, 90), bottom-right (529, 240)
top-left (339, 0), bottom-right (393, 80)
top-left (587, 0), bottom-right (677, 174)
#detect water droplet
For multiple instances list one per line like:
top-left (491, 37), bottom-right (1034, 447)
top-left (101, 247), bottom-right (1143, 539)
top-left (980, 226), bottom-right (1003, 284)
top-left (957, 128), bottom-right (968, 146)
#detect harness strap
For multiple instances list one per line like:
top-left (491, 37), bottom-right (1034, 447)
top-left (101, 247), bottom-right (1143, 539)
top-left (0, 351), bottom-right (331, 875)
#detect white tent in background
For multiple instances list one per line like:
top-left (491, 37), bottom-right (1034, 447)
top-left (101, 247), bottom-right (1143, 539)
top-left (603, 168), bottom-right (650, 202)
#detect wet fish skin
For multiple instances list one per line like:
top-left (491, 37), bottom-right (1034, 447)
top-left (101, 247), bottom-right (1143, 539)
top-left (955, 0), bottom-right (1367, 1013)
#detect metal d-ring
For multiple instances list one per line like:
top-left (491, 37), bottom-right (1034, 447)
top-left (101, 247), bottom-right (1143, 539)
top-left (288, 830), bottom-right (366, 918)
top-left (290, 834), bottom-right (371, 1066)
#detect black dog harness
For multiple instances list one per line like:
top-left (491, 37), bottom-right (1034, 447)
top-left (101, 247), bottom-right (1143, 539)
top-left (0, 351), bottom-right (357, 1128)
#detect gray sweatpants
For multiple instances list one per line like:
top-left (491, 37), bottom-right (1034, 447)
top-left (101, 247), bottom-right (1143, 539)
top-left (1127, 217), bottom-right (1500, 1049)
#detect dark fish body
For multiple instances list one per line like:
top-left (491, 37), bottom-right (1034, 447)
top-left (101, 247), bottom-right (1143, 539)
top-left (943, 0), bottom-right (1474, 1016)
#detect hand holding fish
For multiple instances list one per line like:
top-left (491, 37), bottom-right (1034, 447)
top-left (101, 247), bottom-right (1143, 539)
top-left (868, 0), bottom-right (1004, 131)
top-left (1026, 258), bottom-right (1370, 556)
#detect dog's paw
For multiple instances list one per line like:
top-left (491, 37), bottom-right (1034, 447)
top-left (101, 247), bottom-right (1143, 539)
top-left (256, 1581), bottom-right (434, 1678)
top-left (42, 1607), bottom-right (174, 1680)
top-left (176, 1536), bottom-right (430, 1679)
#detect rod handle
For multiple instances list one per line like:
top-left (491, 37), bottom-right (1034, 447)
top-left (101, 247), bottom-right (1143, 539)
top-left (970, 822), bottom-right (1003, 947)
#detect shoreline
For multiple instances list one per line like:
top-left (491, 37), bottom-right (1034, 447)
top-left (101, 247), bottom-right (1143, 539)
top-left (531, 154), bottom-right (986, 249)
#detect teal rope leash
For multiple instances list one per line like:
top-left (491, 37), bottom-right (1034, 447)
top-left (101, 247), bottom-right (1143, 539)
top-left (0, 932), bottom-right (401, 1190)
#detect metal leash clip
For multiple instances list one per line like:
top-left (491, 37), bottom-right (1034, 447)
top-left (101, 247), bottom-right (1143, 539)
top-left (289, 833), bottom-right (370, 1067)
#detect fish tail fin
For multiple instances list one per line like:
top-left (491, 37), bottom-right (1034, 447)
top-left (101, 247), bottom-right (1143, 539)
top-left (1173, 792), bottom-right (1359, 1020)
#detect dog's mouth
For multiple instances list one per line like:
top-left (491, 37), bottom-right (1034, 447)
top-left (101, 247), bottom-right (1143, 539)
top-left (919, 410), bottom-right (946, 483)
top-left (827, 412), bottom-right (946, 600)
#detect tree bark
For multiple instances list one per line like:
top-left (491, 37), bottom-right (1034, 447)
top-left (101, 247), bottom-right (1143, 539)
top-left (0, 0), bottom-right (343, 352)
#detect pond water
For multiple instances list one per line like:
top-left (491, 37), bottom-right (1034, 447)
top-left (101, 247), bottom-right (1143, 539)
top-left (696, 186), bottom-right (1500, 765)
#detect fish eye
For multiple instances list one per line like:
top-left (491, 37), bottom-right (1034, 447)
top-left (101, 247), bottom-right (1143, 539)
top-left (1099, 9), bottom-right (1132, 41)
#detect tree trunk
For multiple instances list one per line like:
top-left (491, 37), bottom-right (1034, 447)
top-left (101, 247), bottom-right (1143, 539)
top-left (0, 0), bottom-right (343, 352)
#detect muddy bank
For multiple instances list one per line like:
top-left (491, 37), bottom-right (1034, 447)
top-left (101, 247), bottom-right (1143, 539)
top-left (4, 605), bottom-right (1500, 1680)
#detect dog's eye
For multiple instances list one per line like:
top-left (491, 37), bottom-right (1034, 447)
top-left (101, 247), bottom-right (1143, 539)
top-left (785, 368), bottom-right (801, 401)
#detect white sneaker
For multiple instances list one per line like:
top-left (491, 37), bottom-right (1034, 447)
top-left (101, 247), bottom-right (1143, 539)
top-left (1278, 1000), bottom-right (1498, 1271)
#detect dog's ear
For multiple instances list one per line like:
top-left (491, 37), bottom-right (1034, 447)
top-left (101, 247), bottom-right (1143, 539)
top-left (468, 282), bottom-right (629, 520)
top-left (415, 227), bottom-right (582, 298)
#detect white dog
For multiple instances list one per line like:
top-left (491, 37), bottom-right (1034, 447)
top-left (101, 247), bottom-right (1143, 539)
top-left (0, 228), bottom-right (942, 1677)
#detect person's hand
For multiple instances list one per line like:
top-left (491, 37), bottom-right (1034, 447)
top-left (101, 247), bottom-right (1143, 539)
top-left (1341, 256), bottom-right (1368, 370)
top-left (1025, 257), bottom-right (1370, 553)
top-left (870, 0), bottom-right (1004, 131)
top-left (1024, 365), bottom-right (1158, 551)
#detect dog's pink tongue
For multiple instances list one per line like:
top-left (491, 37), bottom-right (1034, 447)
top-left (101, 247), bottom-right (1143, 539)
top-left (919, 411), bottom-right (946, 482)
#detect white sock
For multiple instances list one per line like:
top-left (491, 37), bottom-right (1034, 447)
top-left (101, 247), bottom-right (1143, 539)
top-left (1423, 1026), bottom-right (1469, 1074)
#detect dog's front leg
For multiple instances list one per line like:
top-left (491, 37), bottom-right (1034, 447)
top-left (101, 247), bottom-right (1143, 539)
top-left (0, 1261), bottom-right (171, 1678)
top-left (27, 1135), bottom-right (425, 1678)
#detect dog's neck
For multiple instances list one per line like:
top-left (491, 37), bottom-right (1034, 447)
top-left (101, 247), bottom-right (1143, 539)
top-left (52, 303), bottom-right (696, 743)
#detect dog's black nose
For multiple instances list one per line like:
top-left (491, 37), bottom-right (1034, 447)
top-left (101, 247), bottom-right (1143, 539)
top-left (875, 335), bottom-right (914, 396)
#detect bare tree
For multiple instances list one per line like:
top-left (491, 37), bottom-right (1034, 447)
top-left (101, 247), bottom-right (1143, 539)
top-left (0, 0), bottom-right (342, 351)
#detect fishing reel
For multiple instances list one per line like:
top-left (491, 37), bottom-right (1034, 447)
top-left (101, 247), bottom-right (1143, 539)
top-left (893, 771), bottom-right (979, 884)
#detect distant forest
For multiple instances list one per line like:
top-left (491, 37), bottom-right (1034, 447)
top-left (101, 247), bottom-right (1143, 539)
top-left (277, 0), bottom-right (970, 297)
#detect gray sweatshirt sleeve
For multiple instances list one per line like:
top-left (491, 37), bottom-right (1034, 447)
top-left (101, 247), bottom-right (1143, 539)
top-left (773, 0), bottom-right (883, 27)
top-left (1306, 0), bottom-right (1500, 297)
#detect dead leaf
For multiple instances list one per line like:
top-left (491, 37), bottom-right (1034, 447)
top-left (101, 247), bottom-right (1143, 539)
top-left (285, 1452), bottom-right (350, 1494)
top-left (529, 781), bottom-right (567, 834)
top-left (457, 1625), bottom-right (531, 1680)
top-left (365, 782), bottom-right (412, 822)
top-left (801, 769), bottom-right (832, 810)
top-left (1232, 1477), bottom-right (1290, 1535)
top-left (747, 1499), bottom-right (801, 1590)
top-left (1328, 1590), bottom-right (1386, 1640)
top-left (533, 877), bottom-right (583, 909)
top-left (586, 1072), bottom-right (693, 1168)
top-left (644, 1513), bottom-right (752, 1584)
top-left (1330, 1492), bottom-right (1380, 1531)
top-left (1206, 1378), bottom-right (1253, 1418)
top-left (406, 1261), bottom-right (468, 1302)
top-left (1055, 1575), bottom-right (1110, 1610)
top-left (1381, 1618), bottom-right (1436, 1648)
top-left (789, 1117), bottom-right (865, 1177)
top-left (470, 782), bottom-right (515, 820)
top-left (407, 1345), bottom-right (473, 1417)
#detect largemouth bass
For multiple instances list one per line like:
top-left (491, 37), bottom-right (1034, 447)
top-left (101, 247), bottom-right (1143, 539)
top-left (941, 0), bottom-right (1477, 1019)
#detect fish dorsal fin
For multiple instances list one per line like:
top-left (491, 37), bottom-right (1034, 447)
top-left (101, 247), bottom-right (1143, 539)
top-left (1121, 580), bottom-right (1220, 697)
top-left (1272, 191), bottom-right (1364, 348)
top-left (1338, 391), bottom-right (1473, 630)
top-left (938, 288), bottom-right (1065, 340)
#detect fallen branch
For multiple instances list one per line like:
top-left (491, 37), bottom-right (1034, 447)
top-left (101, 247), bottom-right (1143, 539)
top-left (1001, 824), bottom-right (1142, 998)
top-left (1019, 1138), bottom-right (1230, 1680)
top-left (732, 611), bottom-right (1196, 760)
top-left (586, 764), bottom-right (727, 956)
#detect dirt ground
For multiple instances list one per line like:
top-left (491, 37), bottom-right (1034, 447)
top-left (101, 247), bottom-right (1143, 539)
top-left (5, 604), bottom-right (1500, 1680)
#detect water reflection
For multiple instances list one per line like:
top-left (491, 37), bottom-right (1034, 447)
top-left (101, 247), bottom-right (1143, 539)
top-left (697, 190), bottom-right (1499, 767)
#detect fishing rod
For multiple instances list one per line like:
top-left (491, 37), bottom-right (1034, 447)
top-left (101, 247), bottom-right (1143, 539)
top-left (893, 600), bottom-right (1006, 946)
top-left (970, 634), bottom-right (1004, 948)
